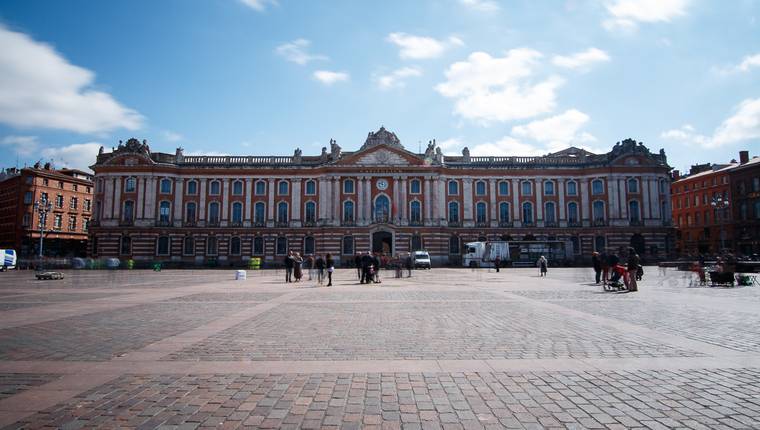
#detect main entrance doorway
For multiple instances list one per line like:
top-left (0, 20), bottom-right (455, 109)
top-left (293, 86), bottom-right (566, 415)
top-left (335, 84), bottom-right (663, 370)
top-left (372, 231), bottom-right (393, 255)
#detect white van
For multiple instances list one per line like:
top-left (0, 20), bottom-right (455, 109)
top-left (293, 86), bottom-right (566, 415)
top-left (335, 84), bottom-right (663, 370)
top-left (413, 250), bottom-right (431, 269)
top-left (1, 249), bottom-right (17, 271)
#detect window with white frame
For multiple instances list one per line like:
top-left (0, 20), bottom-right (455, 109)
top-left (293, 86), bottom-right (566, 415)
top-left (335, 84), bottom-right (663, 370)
top-left (448, 201), bottom-right (459, 222)
top-left (232, 180), bottom-right (243, 196)
top-left (592, 179), bottom-right (604, 195)
top-left (278, 180), bottom-right (289, 195)
top-left (186, 180), bottom-right (198, 195)
top-left (410, 179), bottom-right (421, 194)
top-left (475, 181), bottom-right (486, 196)
top-left (521, 181), bottom-right (532, 196)
top-left (160, 178), bottom-right (172, 194)
top-left (253, 236), bottom-right (264, 254)
top-left (499, 202), bottom-right (510, 222)
top-left (544, 181), bottom-right (555, 195)
top-left (343, 179), bottom-right (355, 194)
top-left (209, 180), bottom-right (221, 195)
top-left (566, 180), bottom-right (577, 196)
top-left (231, 202), bottom-right (243, 223)
top-left (125, 177), bottom-right (136, 192)
top-left (305, 180), bottom-right (316, 195)
top-left (255, 181), bottom-right (266, 195)
top-left (627, 178), bottom-right (639, 193)
top-left (498, 181), bottom-right (509, 196)
top-left (448, 180), bottom-right (459, 195)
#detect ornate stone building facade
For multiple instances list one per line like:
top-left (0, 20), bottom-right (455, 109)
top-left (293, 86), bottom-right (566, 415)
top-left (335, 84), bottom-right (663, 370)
top-left (89, 128), bottom-right (674, 266)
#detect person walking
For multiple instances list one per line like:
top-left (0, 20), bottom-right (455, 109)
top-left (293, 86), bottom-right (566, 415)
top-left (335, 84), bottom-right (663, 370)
top-left (293, 253), bottom-right (303, 282)
top-left (600, 251), bottom-right (609, 284)
top-left (360, 251), bottom-right (372, 284)
top-left (592, 252), bottom-right (602, 284)
top-left (494, 255), bottom-right (501, 273)
top-left (325, 253), bottom-right (334, 286)
top-left (405, 253), bottom-right (413, 277)
top-left (537, 255), bottom-right (548, 277)
top-left (373, 253), bottom-right (381, 283)
top-left (354, 254), bottom-right (362, 281)
top-left (305, 255), bottom-right (315, 281)
top-left (315, 255), bottom-right (325, 285)
top-left (626, 247), bottom-right (640, 292)
top-left (284, 251), bottom-right (294, 283)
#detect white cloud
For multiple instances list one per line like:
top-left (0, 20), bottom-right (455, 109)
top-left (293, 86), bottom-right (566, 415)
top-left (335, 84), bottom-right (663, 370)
top-left (0, 135), bottom-right (39, 157)
top-left (715, 53), bottom-right (760, 74)
top-left (470, 136), bottom-right (549, 157)
top-left (603, 0), bottom-right (690, 31)
top-left (275, 39), bottom-right (328, 65)
top-left (0, 25), bottom-right (143, 134)
top-left (552, 48), bottom-right (610, 70)
top-left (239, 0), bottom-right (277, 11)
top-left (436, 49), bottom-right (563, 122)
top-left (459, 0), bottom-right (500, 12)
top-left (313, 70), bottom-right (349, 85)
top-left (162, 130), bottom-right (183, 142)
top-left (511, 109), bottom-right (597, 149)
top-left (41, 142), bottom-right (102, 172)
top-left (376, 66), bottom-right (423, 90)
top-left (661, 98), bottom-right (760, 148)
top-left (386, 33), bottom-right (463, 60)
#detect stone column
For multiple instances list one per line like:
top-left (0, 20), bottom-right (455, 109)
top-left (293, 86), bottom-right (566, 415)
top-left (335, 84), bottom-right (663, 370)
top-left (649, 177), bottom-right (660, 219)
top-left (267, 179), bottom-right (275, 223)
top-left (619, 178), bottom-right (628, 220)
top-left (607, 178), bottom-right (618, 220)
top-left (364, 177), bottom-right (372, 222)
top-left (111, 177), bottom-right (121, 220)
top-left (221, 179), bottom-right (230, 223)
top-left (244, 178), bottom-right (252, 222)
top-left (357, 177), bottom-right (365, 225)
top-left (292, 179), bottom-right (302, 226)
top-left (318, 178), bottom-right (327, 221)
top-left (332, 177), bottom-right (340, 226)
top-left (535, 178), bottom-right (543, 224)
top-left (423, 178), bottom-right (432, 224)
top-left (400, 177), bottom-right (408, 225)
top-left (558, 179), bottom-right (566, 221)
top-left (512, 178), bottom-right (520, 226)
top-left (642, 177), bottom-right (651, 219)
top-left (173, 179), bottom-right (183, 223)
top-left (489, 179), bottom-right (497, 227)
top-left (463, 178), bottom-right (473, 225)
top-left (199, 179), bottom-right (207, 221)
top-left (580, 178), bottom-right (590, 225)
top-left (136, 177), bottom-right (145, 219)
top-left (392, 176), bottom-right (400, 222)
top-left (103, 177), bottom-right (114, 219)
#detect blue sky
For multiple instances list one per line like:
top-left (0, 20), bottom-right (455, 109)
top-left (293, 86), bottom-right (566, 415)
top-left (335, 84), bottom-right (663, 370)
top-left (0, 0), bottom-right (758, 173)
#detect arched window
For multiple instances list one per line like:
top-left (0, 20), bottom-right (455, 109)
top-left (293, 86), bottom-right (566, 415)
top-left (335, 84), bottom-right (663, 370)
top-left (343, 201), bottom-right (355, 223)
top-left (499, 202), bottom-right (510, 222)
top-left (593, 200), bottom-right (605, 222)
top-left (594, 235), bottom-right (606, 252)
top-left (277, 180), bottom-right (289, 195)
top-left (410, 201), bottom-right (422, 224)
top-left (498, 181), bottom-right (509, 196)
top-left (342, 236), bottom-right (354, 255)
top-left (206, 237), bottom-right (218, 255)
top-left (277, 202), bottom-right (288, 223)
top-left (125, 177), bottom-right (136, 193)
top-left (374, 195), bottom-right (390, 222)
top-left (123, 200), bottom-right (135, 221)
top-left (305, 180), bottom-right (316, 195)
top-left (276, 237), bottom-right (287, 255)
top-left (232, 180), bottom-right (243, 196)
top-left (522, 202), bottom-right (533, 224)
top-left (476, 202), bottom-right (487, 223)
top-left (254, 202), bottom-right (265, 224)
top-left (410, 179), bottom-right (421, 194)
top-left (545, 201), bottom-right (556, 223)
top-left (210, 180), bottom-right (221, 195)
top-left (304, 236), bottom-right (316, 255)
top-left (157, 236), bottom-right (170, 255)
top-left (230, 237), bottom-right (241, 255)
top-left (544, 181), bottom-right (555, 195)
top-left (253, 236), bottom-right (264, 255)
top-left (343, 179), bottom-right (355, 194)
top-left (475, 181), bottom-right (486, 196)
top-left (186, 180), bottom-right (198, 195)
top-left (411, 235), bottom-right (423, 251)
top-left (449, 236), bottom-right (460, 254)
top-left (208, 202), bottom-right (220, 224)
top-left (570, 236), bottom-right (580, 255)
top-left (592, 179), bottom-right (604, 195)
top-left (231, 202), bottom-right (243, 223)
top-left (183, 236), bottom-right (194, 255)
top-left (160, 178), bottom-right (172, 194)
top-left (629, 200), bottom-right (641, 222)
top-left (521, 181), bottom-right (532, 196)
top-left (566, 180), bottom-right (577, 196)
top-left (627, 178), bottom-right (639, 193)
top-left (255, 181), bottom-right (266, 195)
top-left (120, 236), bottom-right (131, 255)
top-left (448, 180), bottom-right (459, 195)
top-left (185, 202), bottom-right (197, 223)
top-left (159, 201), bottom-right (171, 223)
top-left (305, 201), bottom-right (316, 223)
top-left (448, 201), bottom-right (459, 223)
top-left (567, 202), bottom-right (579, 223)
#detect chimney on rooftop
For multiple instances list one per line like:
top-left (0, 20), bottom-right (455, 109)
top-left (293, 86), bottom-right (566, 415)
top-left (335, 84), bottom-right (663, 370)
top-left (673, 170), bottom-right (680, 180)
top-left (739, 150), bottom-right (749, 164)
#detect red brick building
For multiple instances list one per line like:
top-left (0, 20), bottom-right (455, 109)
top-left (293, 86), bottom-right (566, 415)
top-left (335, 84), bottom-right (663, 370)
top-left (730, 151), bottom-right (760, 255)
top-left (670, 162), bottom-right (736, 255)
top-left (89, 130), bottom-right (674, 266)
top-left (0, 165), bottom-right (93, 257)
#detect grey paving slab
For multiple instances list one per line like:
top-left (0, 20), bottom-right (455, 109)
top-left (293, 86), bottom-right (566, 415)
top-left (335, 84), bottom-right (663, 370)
top-left (0, 374), bottom-right (61, 401)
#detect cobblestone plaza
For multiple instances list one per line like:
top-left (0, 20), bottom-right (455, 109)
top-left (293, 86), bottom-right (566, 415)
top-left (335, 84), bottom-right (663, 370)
top-left (0, 268), bottom-right (759, 429)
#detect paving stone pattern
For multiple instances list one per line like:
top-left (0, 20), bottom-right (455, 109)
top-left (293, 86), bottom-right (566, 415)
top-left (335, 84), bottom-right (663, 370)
top-left (169, 292), bottom-right (287, 303)
top-left (168, 302), bottom-right (701, 361)
top-left (0, 303), bottom-right (249, 361)
top-left (0, 292), bottom-right (125, 303)
top-left (293, 290), bottom-right (509, 302)
top-left (8, 369), bottom-right (760, 430)
top-left (0, 374), bottom-right (60, 401)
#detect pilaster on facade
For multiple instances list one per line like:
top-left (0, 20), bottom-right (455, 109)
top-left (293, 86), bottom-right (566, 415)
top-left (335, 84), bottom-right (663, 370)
top-left (511, 178), bottom-right (521, 227)
top-left (462, 178), bottom-right (473, 227)
top-left (221, 179), bottom-right (229, 222)
top-left (489, 179), bottom-right (497, 227)
top-left (137, 177), bottom-right (145, 219)
top-left (642, 177), bottom-right (652, 219)
top-left (535, 178), bottom-right (543, 225)
top-left (558, 179), bottom-right (566, 222)
top-left (423, 178), bottom-right (432, 224)
top-left (112, 178), bottom-right (122, 220)
top-left (173, 179), bottom-right (183, 224)
top-left (357, 177), bottom-right (365, 226)
top-left (267, 179), bottom-right (275, 226)
top-left (400, 177), bottom-right (408, 226)
top-left (199, 179), bottom-right (207, 221)
top-left (436, 178), bottom-right (445, 226)
top-left (244, 178), bottom-right (252, 221)
top-left (619, 178), bottom-right (628, 220)
top-left (103, 178), bottom-right (114, 219)
top-left (291, 179), bottom-right (302, 227)
top-left (580, 178), bottom-right (590, 227)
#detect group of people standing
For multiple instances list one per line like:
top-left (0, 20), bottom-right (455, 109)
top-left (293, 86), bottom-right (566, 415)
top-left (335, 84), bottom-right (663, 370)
top-left (591, 248), bottom-right (641, 292)
top-left (284, 251), bottom-right (334, 286)
top-left (355, 252), bottom-right (382, 284)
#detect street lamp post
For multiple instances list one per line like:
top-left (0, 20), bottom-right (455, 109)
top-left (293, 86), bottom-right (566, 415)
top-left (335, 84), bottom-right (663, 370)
top-left (711, 196), bottom-right (730, 253)
top-left (33, 199), bottom-right (53, 260)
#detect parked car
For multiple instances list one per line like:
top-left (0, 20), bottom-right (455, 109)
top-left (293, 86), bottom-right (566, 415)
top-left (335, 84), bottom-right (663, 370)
top-left (35, 271), bottom-right (64, 280)
top-left (413, 251), bottom-right (431, 269)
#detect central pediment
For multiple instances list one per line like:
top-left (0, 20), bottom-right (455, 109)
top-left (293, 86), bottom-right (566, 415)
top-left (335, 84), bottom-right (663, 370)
top-left (355, 148), bottom-right (411, 166)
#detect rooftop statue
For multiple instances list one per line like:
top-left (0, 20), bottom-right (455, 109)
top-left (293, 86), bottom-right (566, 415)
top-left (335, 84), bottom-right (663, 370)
top-left (360, 126), bottom-right (403, 150)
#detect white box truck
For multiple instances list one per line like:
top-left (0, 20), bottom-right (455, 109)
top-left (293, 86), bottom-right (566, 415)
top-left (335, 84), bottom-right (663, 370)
top-left (463, 242), bottom-right (510, 268)
top-left (1, 249), bottom-right (17, 271)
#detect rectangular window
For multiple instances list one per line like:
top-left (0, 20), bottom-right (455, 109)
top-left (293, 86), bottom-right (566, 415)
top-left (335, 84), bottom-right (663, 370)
top-left (84, 199), bottom-right (91, 211)
top-left (42, 178), bottom-right (48, 186)
top-left (343, 180), bottom-right (354, 194)
top-left (24, 191), bottom-right (32, 204)
top-left (83, 218), bottom-right (90, 232)
top-left (73, 184), bottom-right (78, 192)
top-left (55, 194), bottom-right (64, 208)
top-left (58, 181), bottom-right (64, 189)
top-left (410, 180), bottom-right (421, 194)
top-left (70, 197), bottom-right (78, 210)
top-left (521, 181), bottom-right (532, 196)
top-left (160, 179), bottom-right (172, 194)
top-left (255, 181), bottom-right (266, 195)
top-left (41, 192), bottom-right (48, 203)
top-left (498, 181), bottom-right (509, 196)
top-left (68, 215), bottom-right (77, 231)
top-left (54, 214), bottom-right (62, 230)
top-left (22, 213), bottom-right (30, 227)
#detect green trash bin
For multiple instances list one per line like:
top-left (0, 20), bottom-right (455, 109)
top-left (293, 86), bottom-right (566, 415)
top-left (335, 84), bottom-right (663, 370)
top-left (126, 259), bottom-right (135, 270)
top-left (152, 263), bottom-right (162, 272)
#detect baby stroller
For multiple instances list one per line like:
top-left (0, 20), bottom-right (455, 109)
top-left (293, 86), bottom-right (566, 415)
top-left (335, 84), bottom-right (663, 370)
top-left (605, 264), bottom-right (628, 291)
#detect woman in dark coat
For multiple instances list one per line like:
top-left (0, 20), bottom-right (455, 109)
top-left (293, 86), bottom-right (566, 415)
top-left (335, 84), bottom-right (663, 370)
top-left (592, 252), bottom-right (602, 284)
top-left (325, 253), bottom-right (334, 286)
